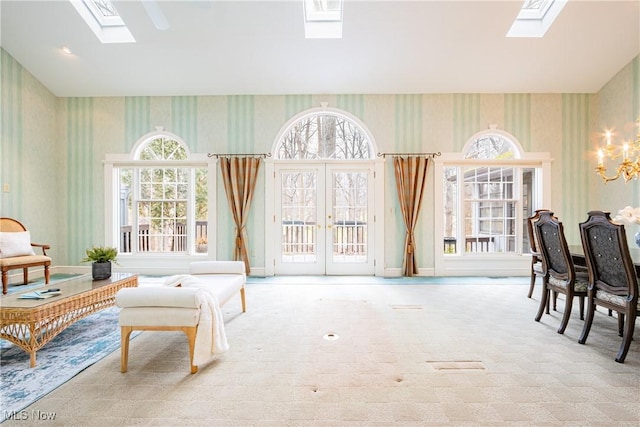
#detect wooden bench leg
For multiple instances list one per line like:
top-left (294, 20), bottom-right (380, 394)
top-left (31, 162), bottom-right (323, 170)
top-left (240, 287), bottom-right (246, 312)
top-left (121, 326), bottom-right (133, 373)
top-left (184, 326), bottom-right (198, 374)
top-left (23, 267), bottom-right (28, 285)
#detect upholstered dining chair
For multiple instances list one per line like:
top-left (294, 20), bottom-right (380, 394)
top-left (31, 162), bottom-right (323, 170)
top-left (526, 209), bottom-right (547, 299)
top-left (534, 211), bottom-right (587, 334)
top-left (578, 210), bottom-right (639, 363)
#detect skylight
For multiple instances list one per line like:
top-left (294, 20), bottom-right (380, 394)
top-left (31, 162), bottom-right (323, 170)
top-left (69, 0), bottom-right (135, 43)
top-left (506, 0), bottom-right (567, 38)
top-left (304, 0), bottom-right (343, 39)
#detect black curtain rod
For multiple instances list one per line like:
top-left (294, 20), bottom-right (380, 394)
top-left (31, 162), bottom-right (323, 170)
top-left (377, 152), bottom-right (441, 158)
top-left (207, 153), bottom-right (272, 158)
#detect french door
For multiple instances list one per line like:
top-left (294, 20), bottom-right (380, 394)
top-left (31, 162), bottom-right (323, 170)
top-left (274, 162), bottom-right (375, 275)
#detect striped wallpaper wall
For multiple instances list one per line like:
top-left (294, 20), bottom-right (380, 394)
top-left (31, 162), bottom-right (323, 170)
top-left (2, 47), bottom-right (637, 267)
top-left (124, 97), bottom-right (150, 151)
top-left (65, 98), bottom-right (95, 263)
top-left (1, 49), bottom-right (22, 217)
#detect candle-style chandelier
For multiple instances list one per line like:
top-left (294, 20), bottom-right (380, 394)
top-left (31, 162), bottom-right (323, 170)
top-left (596, 118), bottom-right (640, 183)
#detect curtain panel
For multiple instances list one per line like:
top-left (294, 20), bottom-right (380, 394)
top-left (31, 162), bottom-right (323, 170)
top-left (219, 157), bottom-right (262, 274)
top-left (393, 156), bottom-right (430, 276)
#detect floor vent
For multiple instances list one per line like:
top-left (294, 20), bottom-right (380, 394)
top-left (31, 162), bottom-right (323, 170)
top-left (427, 360), bottom-right (486, 370)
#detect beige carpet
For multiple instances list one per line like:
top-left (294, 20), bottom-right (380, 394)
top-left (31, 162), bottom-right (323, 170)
top-left (6, 281), bottom-right (639, 426)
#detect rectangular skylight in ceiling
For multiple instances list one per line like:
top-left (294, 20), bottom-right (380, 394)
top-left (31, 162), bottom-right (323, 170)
top-left (304, 0), bottom-right (343, 39)
top-left (69, 0), bottom-right (135, 43)
top-left (506, 0), bottom-right (567, 38)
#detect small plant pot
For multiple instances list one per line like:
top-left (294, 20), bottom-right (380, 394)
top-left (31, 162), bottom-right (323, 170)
top-left (92, 261), bottom-right (112, 280)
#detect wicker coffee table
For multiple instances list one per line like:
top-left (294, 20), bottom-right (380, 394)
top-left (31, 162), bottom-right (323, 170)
top-left (0, 272), bottom-right (138, 367)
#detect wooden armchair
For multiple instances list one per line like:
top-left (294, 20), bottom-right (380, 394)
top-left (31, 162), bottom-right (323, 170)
top-left (0, 218), bottom-right (51, 294)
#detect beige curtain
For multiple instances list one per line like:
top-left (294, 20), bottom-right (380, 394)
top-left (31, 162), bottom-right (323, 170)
top-left (219, 157), bottom-right (262, 274)
top-left (393, 156), bottom-right (430, 276)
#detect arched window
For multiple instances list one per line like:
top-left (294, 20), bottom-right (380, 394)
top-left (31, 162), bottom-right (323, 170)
top-left (109, 131), bottom-right (209, 256)
top-left (441, 129), bottom-right (545, 257)
top-left (275, 112), bottom-right (374, 160)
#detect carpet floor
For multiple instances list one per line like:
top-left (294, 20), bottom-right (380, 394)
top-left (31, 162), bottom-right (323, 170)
top-left (2, 277), bottom-right (639, 426)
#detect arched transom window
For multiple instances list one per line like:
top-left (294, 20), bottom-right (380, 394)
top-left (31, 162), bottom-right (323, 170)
top-left (276, 112), bottom-right (373, 160)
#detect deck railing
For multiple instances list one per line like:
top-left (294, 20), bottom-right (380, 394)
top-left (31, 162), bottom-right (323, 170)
top-left (120, 221), bottom-right (208, 253)
top-left (281, 220), bottom-right (366, 255)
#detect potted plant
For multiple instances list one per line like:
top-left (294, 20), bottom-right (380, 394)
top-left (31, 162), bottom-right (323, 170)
top-left (81, 246), bottom-right (119, 280)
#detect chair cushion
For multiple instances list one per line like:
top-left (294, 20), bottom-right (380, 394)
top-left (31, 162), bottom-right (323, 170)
top-left (595, 289), bottom-right (640, 310)
top-left (0, 254), bottom-right (51, 268)
top-left (532, 260), bottom-right (544, 274)
top-left (548, 274), bottom-right (588, 293)
top-left (0, 231), bottom-right (36, 258)
top-left (116, 287), bottom-right (202, 309)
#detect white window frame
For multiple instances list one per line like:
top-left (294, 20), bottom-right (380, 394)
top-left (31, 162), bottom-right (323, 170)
top-left (434, 128), bottom-right (552, 276)
top-left (103, 129), bottom-right (217, 275)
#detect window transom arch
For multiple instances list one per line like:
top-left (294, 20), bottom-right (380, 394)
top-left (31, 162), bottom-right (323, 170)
top-left (131, 129), bottom-right (191, 161)
top-left (463, 128), bottom-right (523, 160)
top-left (272, 107), bottom-right (377, 160)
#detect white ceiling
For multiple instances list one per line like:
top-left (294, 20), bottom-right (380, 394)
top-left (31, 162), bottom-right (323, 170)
top-left (1, 0), bottom-right (639, 97)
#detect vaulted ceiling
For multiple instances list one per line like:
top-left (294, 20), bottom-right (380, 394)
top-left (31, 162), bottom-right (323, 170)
top-left (1, 0), bottom-right (638, 97)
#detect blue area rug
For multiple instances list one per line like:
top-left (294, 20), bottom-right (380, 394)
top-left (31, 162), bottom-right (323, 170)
top-left (0, 306), bottom-right (130, 423)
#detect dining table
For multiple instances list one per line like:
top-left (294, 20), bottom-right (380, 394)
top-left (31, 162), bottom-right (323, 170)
top-left (569, 245), bottom-right (640, 277)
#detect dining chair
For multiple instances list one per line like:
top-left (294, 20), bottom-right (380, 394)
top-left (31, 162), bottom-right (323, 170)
top-left (534, 211), bottom-right (587, 334)
top-left (526, 209), bottom-right (547, 299)
top-left (578, 210), bottom-right (639, 363)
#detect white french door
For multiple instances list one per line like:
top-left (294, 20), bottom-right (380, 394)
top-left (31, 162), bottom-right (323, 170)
top-left (274, 162), bottom-right (375, 275)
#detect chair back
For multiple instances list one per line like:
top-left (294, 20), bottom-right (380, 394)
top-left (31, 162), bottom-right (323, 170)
top-left (527, 209), bottom-right (549, 256)
top-left (534, 211), bottom-right (575, 280)
top-left (0, 218), bottom-right (28, 232)
top-left (579, 211), bottom-right (638, 299)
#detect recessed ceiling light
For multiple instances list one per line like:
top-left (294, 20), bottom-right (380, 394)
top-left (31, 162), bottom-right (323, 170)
top-left (60, 46), bottom-right (74, 55)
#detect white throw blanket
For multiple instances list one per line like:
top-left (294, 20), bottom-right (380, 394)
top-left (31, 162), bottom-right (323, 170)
top-left (163, 275), bottom-right (229, 364)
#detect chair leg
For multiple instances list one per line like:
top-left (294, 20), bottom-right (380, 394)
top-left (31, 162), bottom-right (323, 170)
top-left (615, 312), bottom-right (636, 363)
top-left (2, 270), bottom-right (8, 294)
top-left (557, 296), bottom-right (572, 334)
top-left (23, 267), bottom-right (28, 285)
top-left (617, 313), bottom-right (625, 337)
top-left (44, 265), bottom-right (50, 284)
top-left (240, 287), bottom-right (246, 313)
top-left (578, 299), bottom-right (596, 344)
top-left (120, 326), bottom-right (133, 373)
top-left (535, 280), bottom-right (549, 322)
top-left (528, 272), bottom-right (536, 298)
top-left (578, 296), bottom-right (584, 320)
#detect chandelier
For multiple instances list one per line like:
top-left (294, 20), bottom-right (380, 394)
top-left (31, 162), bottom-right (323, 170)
top-left (596, 119), bottom-right (640, 183)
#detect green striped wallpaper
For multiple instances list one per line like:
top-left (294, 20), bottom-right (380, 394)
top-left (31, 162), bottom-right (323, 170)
top-left (504, 94), bottom-right (531, 150)
top-left (124, 97), bottom-right (150, 150)
top-left (172, 96), bottom-right (198, 151)
top-left (452, 94), bottom-right (481, 151)
top-left (394, 94), bottom-right (423, 151)
top-left (227, 96), bottom-right (255, 153)
top-left (1, 49), bottom-right (22, 216)
top-left (66, 98), bottom-right (95, 262)
top-left (285, 95), bottom-right (313, 119)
